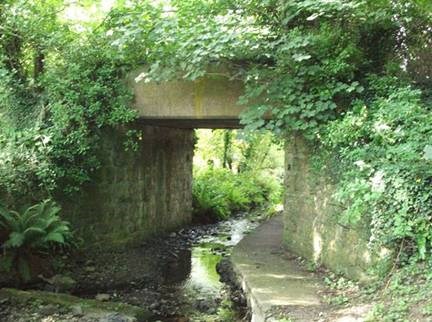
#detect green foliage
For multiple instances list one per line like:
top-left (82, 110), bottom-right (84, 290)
top-left (193, 168), bottom-right (280, 220)
top-left (104, 0), bottom-right (268, 82)
top-left (193, 129), bottom-right (283, 220)
top-left (0, 128), bottom-right (56, 203)
top-left (0, 1), bottom-right (138, 200)
top-left (0, 199), bottom-right (73, 282)
top-left (321, 83), bottom-right (432, 260)
top-left (239, 21), bottom-right (367, 136)
top-left (42, 36), bottom-right (136, 193)
top-left (194, 129), bottom-right (285, 179)
top-left (364, 263), bottom-right (432, 321)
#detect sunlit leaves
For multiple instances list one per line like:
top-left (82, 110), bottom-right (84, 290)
top-left (424, 146), bottom-right (432, 161)
top-left (322, 85), bottom-right (432, 259)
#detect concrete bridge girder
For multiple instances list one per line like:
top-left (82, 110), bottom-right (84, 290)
top-left (128, 69), bottom-right (246, 128)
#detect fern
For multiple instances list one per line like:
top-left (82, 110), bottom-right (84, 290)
top-left (0, 199), bottom-right (73, 282)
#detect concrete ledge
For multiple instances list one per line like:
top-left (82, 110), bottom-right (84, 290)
top-left (136, 118), bottom-right (243, 129)
top-left (230, 215), bottom-right (324, 322)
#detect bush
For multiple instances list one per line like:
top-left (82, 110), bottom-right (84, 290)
top-left (192, 168), bottom-right (281, 221)
top-left (0, 199), bottom-right (73, 282)
top-left (321, 83), bottom-right (432, 261)
top-left (0, 128), bottom-right (57, 204)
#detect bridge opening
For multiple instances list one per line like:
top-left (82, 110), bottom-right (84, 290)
top-left (142, 127), bottom-right (285, 321)
top-left (192, 128), bottom-right (284, 223)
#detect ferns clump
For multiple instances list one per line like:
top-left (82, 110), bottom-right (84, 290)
top-left (0, 199), bottom-right (73, 282)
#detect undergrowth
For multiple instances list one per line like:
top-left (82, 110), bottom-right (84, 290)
top-left (320, 262), bottom-right (432, 322)
top-left (192, 168), bottom-right (281, 221)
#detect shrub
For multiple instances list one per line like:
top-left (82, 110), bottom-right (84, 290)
top-left (0, 128), bottom-right (56, 204)
top-left (0, 199), bottom-right (73, 282)
top-left (321, 84), bottom-right (432, 261)
top-left (192, 168), bottom-right (281, 220)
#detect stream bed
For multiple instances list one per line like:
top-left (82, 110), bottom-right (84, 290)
top-left (153, 215), bottom-right (259, 321)
top-left (69, 213), bottom-right (262, 322)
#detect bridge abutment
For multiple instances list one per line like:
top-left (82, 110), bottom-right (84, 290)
top-left (283, 134), bottom-right (382, 281)
top-left (62, 124), bottom-right (194, 246)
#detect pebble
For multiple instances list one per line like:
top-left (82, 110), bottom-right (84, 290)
top-left (71, 305), bottom-right (83, 316)
top-left (95, 293), bottom-right (111, 301)
top-left (39, 304), bottom-right (58, 315)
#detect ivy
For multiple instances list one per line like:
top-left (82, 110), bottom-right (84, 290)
top-left (0, 1), bottom-right (138, 201)
top-left (322, 83), bottom-right (432, 260)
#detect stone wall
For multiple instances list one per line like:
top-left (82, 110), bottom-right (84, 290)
top-left (61, 124), bottom-right (194, 246)
top-left (283, 134), bottom-right (377, 281)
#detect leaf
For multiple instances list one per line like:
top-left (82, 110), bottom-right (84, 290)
top-left (292, 53), bottom-right (312, 62)
top-left (5, 232), bottom-right (25, 248)
top-left (44, 232), bottom-right (65, 244)
top-left (306, 13), bottom-right (320, 21)
top-left (424, 145), bottom-right (432, 160)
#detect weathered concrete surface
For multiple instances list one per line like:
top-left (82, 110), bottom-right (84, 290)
top-left (231, 215), bottom-right (324, 322)
top-left (62, 124), bottom-right (194, 246)
top-left (283, 134), bottom-right (380, 281)
top-left (128, 68), bottom-right (245, 128)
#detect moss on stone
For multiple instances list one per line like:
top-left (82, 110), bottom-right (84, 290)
top-left (0, 288), bottom-right (151, 321)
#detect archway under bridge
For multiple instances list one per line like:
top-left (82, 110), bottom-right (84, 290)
top-left (62, 71), bottom-right (249, 246)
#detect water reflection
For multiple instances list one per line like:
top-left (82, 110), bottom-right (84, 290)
top-left (159, 215), bottom-right (259, 320)
top-left (183, 247), bottom-right (222, 296)
top-left (162, 249), bottom-right (192, 284)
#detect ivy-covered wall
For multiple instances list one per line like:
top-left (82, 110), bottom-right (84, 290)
top-left (61, 125), bottom-right (194, 246)
top-left (283, 134), bottom-right (380, 281)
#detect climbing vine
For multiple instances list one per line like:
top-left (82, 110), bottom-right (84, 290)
top-left (322, 81), bottom-right (432, 260)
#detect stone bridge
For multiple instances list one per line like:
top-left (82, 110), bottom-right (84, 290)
top-left (64, 71), bottom-right (374, 281)
top-left (63, 71), bottom-right (246, 245)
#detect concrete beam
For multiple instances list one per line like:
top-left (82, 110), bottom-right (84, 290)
top-left (128, 68), bottom-right (245, 128)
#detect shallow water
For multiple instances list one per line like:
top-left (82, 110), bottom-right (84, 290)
top-left (157, 214), bottom-right (259, 321)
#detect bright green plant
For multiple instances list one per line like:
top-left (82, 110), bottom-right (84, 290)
top-left (321, 83), bottom-right (432, 260)
top-left (192, 168), bottom-right (281, 220)
top-left (0, 199), bottom-right (73, 282)
top-left (193, 129), bottom-right (283, 220)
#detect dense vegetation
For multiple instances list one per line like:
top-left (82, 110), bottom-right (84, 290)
top-left (0, 1), bottom-right (431, 317)
top-left (192, 130), bottom-right (283, 220)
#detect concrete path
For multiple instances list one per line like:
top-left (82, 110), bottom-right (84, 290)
top-left (231, 215), bottom-right (325, 322)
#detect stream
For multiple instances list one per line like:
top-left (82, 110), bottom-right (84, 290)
top-left (116, 214), bottom-right (261, 322)
top-left (160, 216), bottom-right (259, 321)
